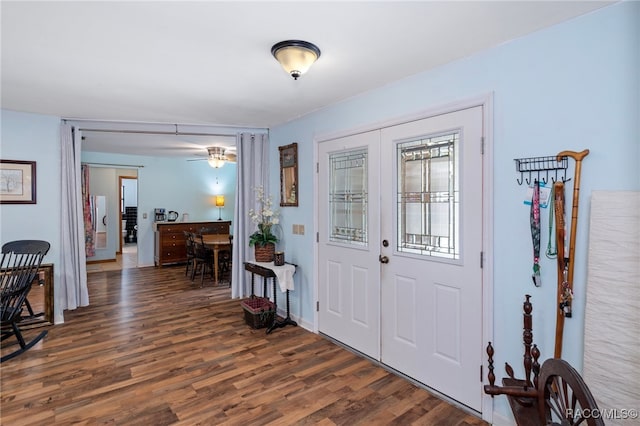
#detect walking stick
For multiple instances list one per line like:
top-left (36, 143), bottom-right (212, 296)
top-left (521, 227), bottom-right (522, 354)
top-left (553, 149), bottom-right (589, 358)
top-left (553, 181), bottom-right (566, 358)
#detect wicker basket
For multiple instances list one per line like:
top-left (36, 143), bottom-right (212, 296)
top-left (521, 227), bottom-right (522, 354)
top-left (241, 296), bottom-right (275, 329)
top-left (254, 243), bottom-right (275, 262)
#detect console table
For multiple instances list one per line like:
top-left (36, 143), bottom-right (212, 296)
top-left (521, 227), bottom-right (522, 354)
top-left (153, 220), bottom-right (230, 266)
top-left (244, 261), bottom-right (297, 333)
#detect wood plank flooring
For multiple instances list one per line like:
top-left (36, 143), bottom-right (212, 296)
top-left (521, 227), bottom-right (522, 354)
top-left (1, 266), bottom-right (488, 425)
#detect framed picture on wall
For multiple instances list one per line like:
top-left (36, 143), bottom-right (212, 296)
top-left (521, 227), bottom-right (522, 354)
top-left (0, 160), bottom-right (37, 204)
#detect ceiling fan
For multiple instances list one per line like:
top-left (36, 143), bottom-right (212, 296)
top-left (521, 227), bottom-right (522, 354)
top-left (188, 146), bottom-right (237, 168)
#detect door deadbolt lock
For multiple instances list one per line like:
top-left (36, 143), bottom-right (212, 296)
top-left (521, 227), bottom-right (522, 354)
top-left (379, 255), bottom-right (389, 264)
top-left (382, 239), bottom-right (389, 247)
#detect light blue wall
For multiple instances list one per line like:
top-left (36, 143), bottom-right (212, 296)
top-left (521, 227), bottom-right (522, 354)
top-left (0, 109), bottom-right (64, 321)
top-left (81, 151), bottom-right (237, 267)
top-left (270, 2), bottom-right (639, 421)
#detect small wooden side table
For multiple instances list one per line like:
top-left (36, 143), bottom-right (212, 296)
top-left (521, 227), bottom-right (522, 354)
top-left (244, 261), bottom-right (297, 334)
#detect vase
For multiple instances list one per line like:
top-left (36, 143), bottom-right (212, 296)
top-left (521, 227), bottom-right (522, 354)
top-left (254, 243), bottom-right (275, 262)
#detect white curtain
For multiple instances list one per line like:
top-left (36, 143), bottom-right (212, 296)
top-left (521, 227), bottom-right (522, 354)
top-left (60, 123), bottom-right (89, 312)
top-left (231, 132), bottom-right (269, 298)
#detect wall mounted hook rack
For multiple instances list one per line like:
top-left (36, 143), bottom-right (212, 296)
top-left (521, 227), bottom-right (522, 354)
top-left (514, 155), bottom-right (568, 185)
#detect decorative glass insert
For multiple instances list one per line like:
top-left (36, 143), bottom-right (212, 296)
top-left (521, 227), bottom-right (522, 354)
top-left (329, 148), bottom-right (368, 245)
top-left (397, 133), bottom-right (459, 259)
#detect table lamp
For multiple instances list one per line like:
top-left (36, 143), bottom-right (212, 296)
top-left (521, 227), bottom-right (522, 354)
top-left (215, 195), bottom-right (225, 220)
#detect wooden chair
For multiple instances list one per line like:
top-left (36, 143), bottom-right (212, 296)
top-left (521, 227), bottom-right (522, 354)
top-left (183, 231), bottom-right (196, 279)
top-left (192, 234), bottom-right (214, 286)
top-left (1, 240), bottom-right (50, 363)
top-left (217, 235), bottom-right (233, 285)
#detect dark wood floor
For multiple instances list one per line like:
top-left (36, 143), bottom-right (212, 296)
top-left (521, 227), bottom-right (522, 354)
top-left (1, 265), bottom-right (487, 425)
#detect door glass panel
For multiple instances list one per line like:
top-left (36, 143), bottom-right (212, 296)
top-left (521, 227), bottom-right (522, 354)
top-left (329, 148), bottom-right (368, 246)
top-left (397, 133), bottom-right (459, 259)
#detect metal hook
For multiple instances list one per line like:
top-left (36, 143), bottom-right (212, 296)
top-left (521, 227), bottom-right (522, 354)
top-left (539, 171), bottom-right (547, 185)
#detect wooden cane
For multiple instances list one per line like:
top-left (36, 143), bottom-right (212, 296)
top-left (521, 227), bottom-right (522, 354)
top-left (553, 149), bottom-right (589, 358)
top-left (553, 181), bottom-right (566, 358)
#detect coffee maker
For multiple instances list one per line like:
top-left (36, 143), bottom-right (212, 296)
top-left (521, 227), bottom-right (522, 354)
top-left (154, 208), bottom-right (167, 222)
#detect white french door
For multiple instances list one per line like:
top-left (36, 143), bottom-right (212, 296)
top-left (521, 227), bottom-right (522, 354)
top-left (317, 106), bottom-right (484, 411)
top-left (379, 106), bottom-right (484, 411)
top-left (318, 131), bottom-right (381, 359)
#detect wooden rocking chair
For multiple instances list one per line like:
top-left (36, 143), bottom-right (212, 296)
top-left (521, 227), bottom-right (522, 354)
top-left (485, 295), bottom-right (603, 426)
top-left (1, 240), bottom-right (50, 363)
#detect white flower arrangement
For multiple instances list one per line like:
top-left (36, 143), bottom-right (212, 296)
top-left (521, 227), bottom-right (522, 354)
top-left (248, 186), bottom-right (280, 247)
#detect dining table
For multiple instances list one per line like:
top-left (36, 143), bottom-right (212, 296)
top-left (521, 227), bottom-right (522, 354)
top-left (201, 233), bottom-right (231, 284)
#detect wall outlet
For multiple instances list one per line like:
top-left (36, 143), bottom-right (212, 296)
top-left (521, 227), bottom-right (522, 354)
top-left (142, 212), bottom-right (147, 219)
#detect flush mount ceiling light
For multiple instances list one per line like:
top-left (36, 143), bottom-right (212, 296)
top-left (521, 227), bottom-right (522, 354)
top-left (271, 40), bottom-right (321, 80)
top-left (207, 146), bottom-right (226, 168)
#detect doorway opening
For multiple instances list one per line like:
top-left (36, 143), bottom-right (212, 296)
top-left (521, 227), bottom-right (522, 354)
top-left (120, 176), bottom-right (138, 269)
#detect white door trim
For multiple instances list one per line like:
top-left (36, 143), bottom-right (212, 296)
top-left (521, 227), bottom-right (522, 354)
top-left (313, 92), bottom-right (494, 422)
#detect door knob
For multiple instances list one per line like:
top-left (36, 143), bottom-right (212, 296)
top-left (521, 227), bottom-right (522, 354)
top-left (379, 255), bottom-right (389, 264)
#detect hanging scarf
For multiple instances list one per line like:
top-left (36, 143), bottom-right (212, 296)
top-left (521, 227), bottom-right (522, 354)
top-left (546, 184), bottom-right (557, 259)
top-left (530, 180), bottom-right (541, 286)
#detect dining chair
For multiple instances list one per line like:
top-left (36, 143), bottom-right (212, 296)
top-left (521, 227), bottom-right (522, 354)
top-left (217, 235), bottom-right (233, 285)
top-left (192, 234), bottom-right (214, 286)
top-left (183, 231), bottom-right (196, 279)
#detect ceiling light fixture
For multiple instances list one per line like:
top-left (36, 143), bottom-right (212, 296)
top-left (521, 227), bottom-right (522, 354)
top-left (271, 40), bottom-right (321, 80)
top-left (207, 146), bottom-right (226, 168)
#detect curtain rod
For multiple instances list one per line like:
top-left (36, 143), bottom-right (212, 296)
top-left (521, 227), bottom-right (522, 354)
top-left (82, 162), bottom-right (144, 168)
top-left (76, 128), bottom-right (241, 138)
top-left (65, 118), bottom-right (268, 131)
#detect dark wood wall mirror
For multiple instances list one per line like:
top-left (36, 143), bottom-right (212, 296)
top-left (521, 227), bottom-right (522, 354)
top-left (279, 142), bottom-right (298, 207)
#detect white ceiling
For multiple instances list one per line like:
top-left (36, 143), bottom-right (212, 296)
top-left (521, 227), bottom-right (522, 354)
top-left (1, 1), bottom-right (613, 157)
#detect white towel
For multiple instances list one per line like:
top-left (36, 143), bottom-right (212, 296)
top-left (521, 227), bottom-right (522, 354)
top-left (253, 262), bottom-right (296, 292)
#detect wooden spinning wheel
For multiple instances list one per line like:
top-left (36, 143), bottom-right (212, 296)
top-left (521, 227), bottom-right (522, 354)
top-left (538, 358), bottom-right (604, 426)
top-left (485, 295), bottom-right (603, 426)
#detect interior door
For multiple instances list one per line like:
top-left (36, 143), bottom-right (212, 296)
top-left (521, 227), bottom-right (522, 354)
top-left (318, 131), bottom-right (381, 359)
top-left (379, 106), bottom-right (484, 411)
